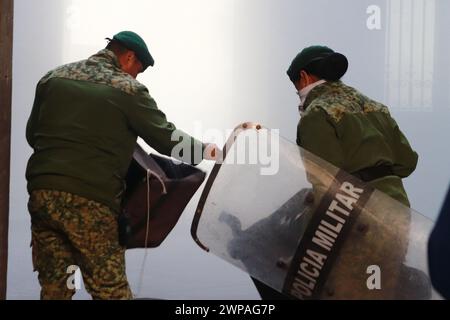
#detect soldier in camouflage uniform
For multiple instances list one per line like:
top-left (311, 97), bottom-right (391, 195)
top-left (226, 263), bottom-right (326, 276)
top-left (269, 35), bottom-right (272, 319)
top-left (252, 45), bottom-right (420, 299)
top-left (26, 31), bottom-right (217, 300)
top-left (29, 190), bottom-right (130, 299)
top-left (287, 46), bottom-right (418, 207)
top-left (286, 46), bottom-right (426, 300)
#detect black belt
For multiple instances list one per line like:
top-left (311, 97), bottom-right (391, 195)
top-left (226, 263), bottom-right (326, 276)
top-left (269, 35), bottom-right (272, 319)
top-left (352, 165), bottom-right (394, 182)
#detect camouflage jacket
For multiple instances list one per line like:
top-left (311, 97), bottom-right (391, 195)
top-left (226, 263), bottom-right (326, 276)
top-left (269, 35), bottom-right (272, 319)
top-left (26, 49), bottom-right (204, 212)
top-left (297, 81), bottom-right (418, 206)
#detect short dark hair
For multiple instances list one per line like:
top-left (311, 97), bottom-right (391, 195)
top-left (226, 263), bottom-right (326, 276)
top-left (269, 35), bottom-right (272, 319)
top-left (106, 40), bottom-right (129, 56)
top-left (303, 59), bottom-right (322, 78)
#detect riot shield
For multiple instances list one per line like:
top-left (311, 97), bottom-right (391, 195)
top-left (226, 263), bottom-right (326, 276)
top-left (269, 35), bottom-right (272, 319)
top-left (191, 123), bottom-right (438, 300)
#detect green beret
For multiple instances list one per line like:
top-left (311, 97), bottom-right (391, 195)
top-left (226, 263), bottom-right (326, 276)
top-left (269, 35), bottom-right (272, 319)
top-left (109, 31), bottom-right (154, 71)
top-left (287, 45), bottom-right (348, 83)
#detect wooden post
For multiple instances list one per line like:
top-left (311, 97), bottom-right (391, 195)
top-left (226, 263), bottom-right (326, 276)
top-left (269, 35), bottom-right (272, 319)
top-left (0, 0), bottom-right (14, 300)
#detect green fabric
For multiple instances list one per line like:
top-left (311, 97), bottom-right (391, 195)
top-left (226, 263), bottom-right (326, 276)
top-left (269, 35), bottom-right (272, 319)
top-left (287, 45), bottom-right (334, 83)
top-left (26, 50), bottom-right (204, 213)
top-left (297, 81), bottom-right (418, 207)
top-left (111, 31), bottom-right (154, 70)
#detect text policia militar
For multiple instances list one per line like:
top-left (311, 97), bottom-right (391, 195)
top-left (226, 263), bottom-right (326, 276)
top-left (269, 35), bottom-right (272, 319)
top-left (284, 176), bottom-right (373, 300)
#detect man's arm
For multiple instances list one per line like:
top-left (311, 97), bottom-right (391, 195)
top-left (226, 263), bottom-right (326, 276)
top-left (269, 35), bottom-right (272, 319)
top-left (26, 83), bottom-right (43, 147)
top-left (389, 117), bottom-right (419, 178)
top-left (126, 90), bottom-right (206, 164)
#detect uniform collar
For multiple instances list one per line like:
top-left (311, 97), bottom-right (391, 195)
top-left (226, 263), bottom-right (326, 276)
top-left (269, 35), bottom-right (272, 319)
top-left (299, 80), bottom-right (326, 108)
top-left (89, 49), bottom-right (122, 70)
top-left (303, 80), bottom-right (343, 110)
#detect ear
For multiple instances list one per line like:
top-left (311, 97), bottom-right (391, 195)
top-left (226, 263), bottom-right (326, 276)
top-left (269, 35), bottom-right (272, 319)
top-left (118, 52), bottom-right (131, 69)
top-left (126, 51), bottom-right (135, 63)
top-left (298, 70), bottom-right (309, 87)
top-left (300, 70), bottom-right (309, 81)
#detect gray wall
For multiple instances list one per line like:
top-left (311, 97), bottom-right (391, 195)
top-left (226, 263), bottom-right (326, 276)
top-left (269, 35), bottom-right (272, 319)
top-left (8, 0), bottom-right (450, 299)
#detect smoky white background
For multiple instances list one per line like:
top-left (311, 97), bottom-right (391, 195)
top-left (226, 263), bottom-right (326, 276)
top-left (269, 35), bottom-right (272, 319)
top-left (8, 0), bottom-right (450, 299)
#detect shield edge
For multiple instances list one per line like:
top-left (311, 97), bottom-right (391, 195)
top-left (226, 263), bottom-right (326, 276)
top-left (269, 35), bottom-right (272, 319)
top-left (190, 122), bottom-right (263, 252)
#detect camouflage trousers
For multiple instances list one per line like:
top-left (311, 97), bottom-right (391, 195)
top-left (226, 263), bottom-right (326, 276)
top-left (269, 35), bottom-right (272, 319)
top-left (28, 190), bottom-right (133, 300)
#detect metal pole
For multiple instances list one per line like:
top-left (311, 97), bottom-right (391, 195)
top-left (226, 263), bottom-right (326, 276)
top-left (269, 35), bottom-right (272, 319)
top-left (0, 0), bottom-right (14, 301)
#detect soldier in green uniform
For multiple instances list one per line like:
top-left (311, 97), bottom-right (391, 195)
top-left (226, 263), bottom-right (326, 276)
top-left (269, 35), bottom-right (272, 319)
top-left (252, 45), bottom-right (420, 300)
top-left (26, 31), bottom-right (218, 300)
top-left (288, 45), bottom-right (418, 207)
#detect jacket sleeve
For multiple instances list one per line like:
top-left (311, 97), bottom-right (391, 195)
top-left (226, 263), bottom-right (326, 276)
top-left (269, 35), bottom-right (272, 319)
top-left (297, 108), bottom-right (346, 170)
top-left (389, 117), bottom-right (418, 178)
top-left (26, 83), bottom-right (43, 147)
top-left (126, 89), bottom-right (205, 165)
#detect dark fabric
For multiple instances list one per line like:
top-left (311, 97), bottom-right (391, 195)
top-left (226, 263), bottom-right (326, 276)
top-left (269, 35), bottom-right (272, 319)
top-left (287, 45), bottom-right (348, 83)
top-left (110, 31), bottom-right (154, 69)
top-left (428, 185), bottom-right (450, 299)
top-left (251, 277), bottom-right (291, 300)
top-left (121, 145), bottom-right (206, 249)
top-left (352, 165), bottom-right (394, 182)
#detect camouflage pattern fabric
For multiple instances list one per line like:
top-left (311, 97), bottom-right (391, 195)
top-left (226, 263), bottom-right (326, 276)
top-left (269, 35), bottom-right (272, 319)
top-left (28, 190), bottom-right (133, 300)
top-left (26, 48), bottom-right (204, 213)
top-left (297, 80), bottom-right (418, 207)
top-left (302, 80), bottom-right (390, 123)
top-left (40, 49), bottom-right (145, 96)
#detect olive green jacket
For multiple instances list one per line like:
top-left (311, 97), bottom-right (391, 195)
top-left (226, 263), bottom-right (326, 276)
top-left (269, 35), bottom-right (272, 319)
top-left (26, 49), bottom-right (204, 213)
top-left (297, 81), bottom-right (418, 206)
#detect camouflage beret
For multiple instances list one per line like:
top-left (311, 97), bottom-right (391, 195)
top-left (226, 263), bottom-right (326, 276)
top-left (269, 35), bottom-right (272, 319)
top-left (108, 31), bottom-right (154, 71)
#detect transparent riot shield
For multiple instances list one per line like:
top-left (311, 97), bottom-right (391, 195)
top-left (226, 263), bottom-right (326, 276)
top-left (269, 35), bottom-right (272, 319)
top-left (191, 123), bottom-right (439, 300)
